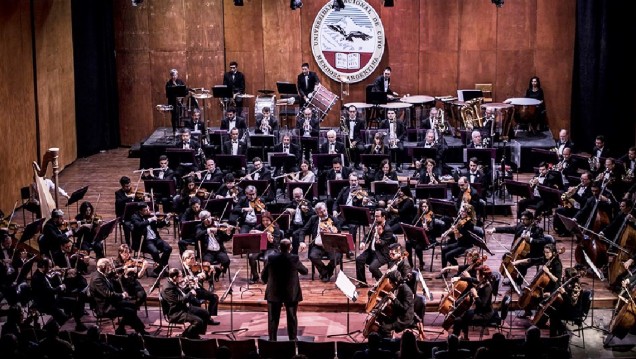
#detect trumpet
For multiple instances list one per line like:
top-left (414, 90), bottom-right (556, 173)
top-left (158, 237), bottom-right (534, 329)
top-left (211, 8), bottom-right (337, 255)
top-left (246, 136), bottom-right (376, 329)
top-left (260, 118), bottom-right (272, 134)
top-left (622, 166), bottom-right (634, 182)
top-left (529, 176), bottom-right (540, 188)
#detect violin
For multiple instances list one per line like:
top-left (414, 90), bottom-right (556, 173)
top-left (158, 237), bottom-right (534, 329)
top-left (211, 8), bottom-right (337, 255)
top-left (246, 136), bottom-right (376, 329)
top-left (352, 188), bottom-right (368, 200)
top-left (298, 199), bottom-right (311, 213)
top-left (190, 261), bottom-right (213, 275)
top-left (319, 218), bottom-right (338, 234)
top-left (250, 198), bottom-right (266, 212)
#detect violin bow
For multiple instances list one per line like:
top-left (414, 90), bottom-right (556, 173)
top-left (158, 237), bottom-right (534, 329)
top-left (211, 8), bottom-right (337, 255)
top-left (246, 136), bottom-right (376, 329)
top-left (7, 201), bottom-right (21, 262)
top-left (194, 169), bottom-right (211, 194)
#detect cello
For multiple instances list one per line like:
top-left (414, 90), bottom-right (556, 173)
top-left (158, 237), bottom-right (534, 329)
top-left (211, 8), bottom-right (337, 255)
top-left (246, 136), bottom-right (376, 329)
top-left (498, 224), bottom-right (534, 283)
top-left (609, 277), bottom-right (636, 339)
top-left (365, 252), bottom-right (408, 313)
top-left (438, 251), bottom-right (486, 315)
top-left (531, 273), bottom-right (581, 326)
top-left (574, 188), bottom-right (610, 267)
top-left (518, 247), bottom-right (565, 309)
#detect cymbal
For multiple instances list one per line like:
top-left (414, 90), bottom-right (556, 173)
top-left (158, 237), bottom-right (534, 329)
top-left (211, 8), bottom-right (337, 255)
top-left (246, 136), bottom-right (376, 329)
top-left (155, 104), bottom-right (173, 112)
top-left (258, 89), bottom-right (275, 95)
top-left (192, 93), bottom-right (213, 99)
top-left (236, 94), bottom-right (255, 98)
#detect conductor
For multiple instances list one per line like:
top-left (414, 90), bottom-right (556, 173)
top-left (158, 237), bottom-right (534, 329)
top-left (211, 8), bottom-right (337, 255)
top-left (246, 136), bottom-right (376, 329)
top-left (261, 238), bottom-right (308, 341)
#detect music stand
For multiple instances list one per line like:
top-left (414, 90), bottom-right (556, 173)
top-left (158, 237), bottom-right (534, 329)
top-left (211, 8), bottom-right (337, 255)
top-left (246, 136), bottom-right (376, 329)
top-left (198, 181), bottom-right (223, 194)
top-left (93, 218), bottom-right (117, 257)
top-left (366, 88), bottom-right (387, 105)
top-left (401, 223), bottom-right (434, 271)
top-left (232, 233), bottom-right (264, 297)
top-left (204, 198), bottom-right (233, 218)
top-left (166, 148), bottom-right (197, 166)
top-left (237, 180), bottom-right (269, 195)
top-left (468, 231), bottom-right (493, 255)
top-left (327, 180), bottom-right (350, 198)
top-left (558, 213), bottom-right (583, 265)
top-left (327, 270), bottom-right (362, 342)
top-left (211, 270), bottom-right (248, 339)
top-left (166, 85), bottom-right (187, 101)
top-left (214, 154), bottom-right (247, 173)
top-left (370, 181), bottom-right (399, 197)
top-left (340, 205), bottom-right (372, 256)
top-left (427, 199), bottom-right (458, 218)
top-left (212, 85), bottom-right (232, 116)
top-left (312, 153), bottom-right (342, 171)
top-left (143, 179), bottom-right (177, 198)
top-left (66, 186), bottom-right (89, 212)
top-left (19, 218), bottom-right (45, 244)
top-left (360, 154), bottom-right (389, 170)
top-left (299, 137), bottom-right (319, 159)
top-left (322, 233), bottom-right (353, 262)
top-left (530, 148), bottom-right (559, 166)
top-left (581, 250), bottom-right (608, 334)
top-left (286, 182), bottom-right (316, 202)
top-left (276, 81), bottom-right (298, 96)
top-left (250, 135), bottom-right (276, 160)
top-left (268, 153), bottom-right (298, 172)
top-left (536, 185), bottom-right (563, 211)
top-left (409, 147), bottom-right (439, 162)
top-left (415, 184), bottom-right (447, 199)
top-left (504, 180), bottom-right (533, 201)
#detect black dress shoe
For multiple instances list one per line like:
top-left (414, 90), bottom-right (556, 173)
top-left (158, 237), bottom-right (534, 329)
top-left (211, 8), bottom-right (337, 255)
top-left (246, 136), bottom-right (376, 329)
top-left (249, 276), bottom-right (259, 284)
top-left (214, 269), bottom-right (222, 282)
top-left (209, 318), bottom-right (221, 326)
top-left (356, 282), bottom-right (369, 288)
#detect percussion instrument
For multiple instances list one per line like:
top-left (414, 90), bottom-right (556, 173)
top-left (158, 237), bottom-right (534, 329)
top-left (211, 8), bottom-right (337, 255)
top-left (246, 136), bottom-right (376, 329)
top-left (155, 104), bottom-right (173, 113)
top-left (306, 84), bottom-right (338, 120)
top-left (480, 102), bottom-right (514, 140)
top-left (258, 89), bottom-right (275, 95)
top-left (400, 95), bottom-right (434, 127)
top-left (506, 97), bottom-right (542, 125)
top-left (344, 102), bottom-right (373, 109)
top-left (192, 93), bottom-right (213, 99)
top-left (379, 102), bottom-right (412, 110)
top-left (450, 100), bottom-right (466, 131)
top-left (400, 95), bottom-right (435, 105)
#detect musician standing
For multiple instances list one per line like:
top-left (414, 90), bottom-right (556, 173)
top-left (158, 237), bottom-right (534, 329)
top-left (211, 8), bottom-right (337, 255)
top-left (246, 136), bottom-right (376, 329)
top-left (195, 210), bottom-right (231, 282)
top-left (130, 203), bottom-right (172, 278)
top-left (355, 209), bottom-right (396, 287)
top-left (162, 268), bottom-right (213, 339)
top-left (261, 238), bottom-right (308, 341)
top-left (297, 62), bottom-right (320, 107)
top-left (371, 66), bottom-right (398, 101)
top-left (344, 105), bottom-right (367, 169)
top-left (298, 202), bottom-right (342, 283)
top-left (222, 61), bottom-right (246, 115)
top-left (166, 69), bottom-right (186, 136)
top-left (296, 107), bottom-right (320, 138)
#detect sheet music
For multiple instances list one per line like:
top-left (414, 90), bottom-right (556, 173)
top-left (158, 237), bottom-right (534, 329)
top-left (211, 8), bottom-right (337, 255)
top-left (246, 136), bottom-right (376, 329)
top-left (335, 271), bottom-right (358, 302)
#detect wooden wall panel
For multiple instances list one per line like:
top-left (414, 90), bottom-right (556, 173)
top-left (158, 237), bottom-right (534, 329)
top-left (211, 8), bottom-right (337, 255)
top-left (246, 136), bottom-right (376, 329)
top-left (0, 0), bottom-right (38, 211)
top-left (117, 51), bottom-right (153, 145)
top-left (148, 1), bottom-right (187, 51)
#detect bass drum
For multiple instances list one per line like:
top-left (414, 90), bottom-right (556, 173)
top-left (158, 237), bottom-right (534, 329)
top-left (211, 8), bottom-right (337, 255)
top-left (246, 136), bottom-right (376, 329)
top-left (254, 95), bottom-right (276, 119)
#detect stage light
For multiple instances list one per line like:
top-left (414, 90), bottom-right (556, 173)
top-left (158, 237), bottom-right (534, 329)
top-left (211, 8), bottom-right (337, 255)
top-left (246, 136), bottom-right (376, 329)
top-left (290, 0), bottom-right (303, 10)
top-left (384, 0), bottom-right (394, 7)
top-left (234, 0), bottom-right (244, 6)
top-left (332, 0), bottom-right (345, 11)
top-left (131, 0), bottom-right (143, 6)
top-left (491, 0), bottom-right (504, 8)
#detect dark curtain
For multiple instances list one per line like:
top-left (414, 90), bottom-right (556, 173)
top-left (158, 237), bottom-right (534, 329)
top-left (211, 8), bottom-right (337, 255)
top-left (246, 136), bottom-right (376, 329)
top-left (572, 1), bottom-right (636, 157)
top-left (71, 0), bottom-right (120, 157)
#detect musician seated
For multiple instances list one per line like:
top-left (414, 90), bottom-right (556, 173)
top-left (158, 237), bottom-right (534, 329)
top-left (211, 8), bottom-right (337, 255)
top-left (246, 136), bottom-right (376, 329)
top-left (455, 157), bottom-right (487, 189)
top-left (386, 243), bottom-right (427, 323)
top-left (543, 267), bottom-right (590, 337)
top-left (414, 130), bottom-right (445, 171)
top-left (286, 159), bottom-right (315, 183)
top-left (365, 132), bottom-right (389, 156)
top-left (195, 159), bottom-right (224, 184)
top-left (181, 250), bottom-right (220, 321)
top-left (74, 201), bottom-right (105, 259)
top-left (326, 157), bottom-right (351, 181)
top-left (187, 108), bottom-right (206, 134)
top-left (232, 185), bottom-right (267, 233)
top-left (295, 107), bottom-right (320, 137)
top-left (455, 177), bottom-right (484, 224)
top-left (112, 244), bottom-right (148, 309)
top-left (555, 129), bottom-right (575, 157)
top-left (386, 186), bottom-right (417, 234)
top-left (178, 197), bottom-right (202, 254)
top-left (141, 155), bottom-right (176, 182)
top-left (573, 181), bottom-right (613, 225)
top-left (440, 204), bottom-right (477, 270)
top-left (372, 270), bottom-right (415, 338)
top-left (288, 187), bottom-right (316, 255)
top-left (418, 158), bottom-right (442, 185)
top-left (557, 147), bottom-right (579, 182)
top-left (409, 200), bottom-right (442, 271)
top-left (220, 107), bottom-right (247, 138)
top-left (320, 129), bottom-right (346, 156)
top-left (174, 128), bottom-right (203, 180)
top-left (619, 146), bottom-right (636, 181)
top-left (254, 106), bottom-right (279, 136)
top-left (216, 173), bottom-right (242, 203)
top-left (248, 211), bottom-right (282, 284)
top-left (517, 162), bottom-right (562, 220)
top-left (196, 210), bottom-right (231, 282)
top-left (553, 172), bottom-right (593, 236)
top-left (245, 156), bottom-right (272, 181)
top-left (161, 268), bottom-right (214, 339)
top-left (450, 265), bottom-right (495, 341)
top-left (356, 209), bottom-right (396, 287)
top-left (600, 198), bottom-right (635, 252)
top-left (272, 134), bottom-right (301, 172)
top-left (298, 202), bottom-right (342, 282)
top-left (372, 160), bottom-right (398, 206)
top-left (440, 249), bottom-right (485, 279)
top-left (601, 157), bottom-right (626, 198)
top-left (223, 127), bottom-right (247, 156)
top-left (53, 237), bottom-right (90, 275)
top-left (130, 203), bottom-right (173, 278)
top-left (0, 234), bottom-right (33, 305)
top-left (39, 209), bottom-right (74, 257)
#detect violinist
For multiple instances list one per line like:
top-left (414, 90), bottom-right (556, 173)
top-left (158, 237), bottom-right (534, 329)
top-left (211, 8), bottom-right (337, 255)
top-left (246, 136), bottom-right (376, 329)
top-left (450, 265), bottom-right (494, 340)
top-left (386, 185), bottom-right (417, 234)
top-left (0, 233), bottom-right (32, 305)
top-left (112, 244), bottom-right (148, 310)
top-left (373, 270), bottom-right (415, 338)
top-left (440, 204), bottom-right (476, 269)
top-left (486, 211), bottom-right (550, 286)
top-left (356, 209), bottom-right (396, 287)
top-left (53, 238), bottom-right (90, 276)
top-left (233, 185), bottom-right (266, 233)
top-left (196, 210), bottom-right (231, 282)
top-left (178, 197), bottom-right (203, 254)
top-left (173, 177), bottom-right (197, 214)
top-left (332, 173), bottom-right (365, 254)
top-left (298, 202), bottom-right (342, 282)
top-left (115, 177), bottom-right (137, 220)
top-left (74, 201), bottom-right (104, 259)
top-left (131, 202), bottom-right (173, 278)
top-left (409, 199), bottom-right (439, 271)
top-left (287, 187), bottom-right (315, 255)
top-left (248, 212), bottom-right (282, 284)
top-left (216, 173), bottom-right (242, 204)
top-left (455, 177), bottom-right (482, 219)
top-left (181, 250), bottom-right (220, 324)
top-left (553, 172), bottom-right (593, 236)
top-left (40, 209), bottom-right (74, 257)
top-left (512, 243), bottom-right (563, 319)
top-left (31, 257), bottom-right (87, 332)
top-left (418, 158), bottom-right (441, 185)
top-left (161, 268), bottom-right (213, 339)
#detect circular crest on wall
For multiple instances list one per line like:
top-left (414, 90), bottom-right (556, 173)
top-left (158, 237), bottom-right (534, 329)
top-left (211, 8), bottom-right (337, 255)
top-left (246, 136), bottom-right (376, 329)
top-left (311, 0), bottom-right (385, 83)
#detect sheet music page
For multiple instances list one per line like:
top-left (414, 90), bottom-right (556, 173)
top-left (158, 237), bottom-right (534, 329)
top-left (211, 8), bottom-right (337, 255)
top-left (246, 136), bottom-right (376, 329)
top-left (335, 271), bottom-right (358, 302)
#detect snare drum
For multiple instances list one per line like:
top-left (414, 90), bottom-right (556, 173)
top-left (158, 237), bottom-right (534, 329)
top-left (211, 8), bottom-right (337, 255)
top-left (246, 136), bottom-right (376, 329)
top-left (506, 97), bottom-right (542, 125)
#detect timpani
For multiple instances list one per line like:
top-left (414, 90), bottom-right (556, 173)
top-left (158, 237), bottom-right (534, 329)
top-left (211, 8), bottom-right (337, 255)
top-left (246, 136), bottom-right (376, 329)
top-left (506, 97), bottom-right (542, 125)
top-left (401, 95), bottom-right (436, 127)
top-left (380, 102), bottom-right (413, 125)
top-left (481, 102), bottom-right (514, 141)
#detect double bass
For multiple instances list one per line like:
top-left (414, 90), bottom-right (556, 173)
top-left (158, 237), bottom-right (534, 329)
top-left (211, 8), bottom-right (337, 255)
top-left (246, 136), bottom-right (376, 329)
top-left (609, 277), bottom-right (636, 339)
top-left (607, 209), bottom-right (636, 289)
top-left (574, 192), bottom-right (609, 267)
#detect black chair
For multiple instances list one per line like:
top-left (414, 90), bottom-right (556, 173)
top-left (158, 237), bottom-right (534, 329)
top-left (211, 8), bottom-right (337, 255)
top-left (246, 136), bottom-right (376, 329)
top-left (217, 338), bottom-right (258, 358)
top-left (142, 334), bottom-right (183, 359)
top-left (158, 293), bottom-right (188, 337)
top-left (180, 337), bottom-right (218, 359)
top-left (296, 340), bottom-right (336, 359)
top-left (479, 294), bottom-right (510, 340)
top-left (257, 338), bottom-right (297, 359)
top-left (88, 296), bottom-right (119, 331)
top-left (336, 341), bottom-right (368, 359)
top-left (106, 333), bottom-right (145, 354)
top-left (563, 289), bottom-right (592, 349)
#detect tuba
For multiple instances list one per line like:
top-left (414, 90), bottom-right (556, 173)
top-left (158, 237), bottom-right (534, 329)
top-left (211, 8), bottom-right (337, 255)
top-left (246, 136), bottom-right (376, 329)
top-left (33, 148), bottom-right (60, 219)
top-left (460, 98), bottom-right (484, 131)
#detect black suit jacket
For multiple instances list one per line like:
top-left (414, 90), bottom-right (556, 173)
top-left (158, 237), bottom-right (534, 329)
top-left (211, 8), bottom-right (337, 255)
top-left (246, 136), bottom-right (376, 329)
top-left (31, 270), bottom-right (64, 310)
top-left (364, 223), bottom-right (395, 263)
top-left (295, 117), bottom-right (320, 137)
top-left (297, 71), bottom-right (320, 99)
top-left (261, 251), bottom-right (308, 303)
top-left (320, 141), bottom-right (346, 155)
top-left (187, 119), bottom-right (206, 134)
top-left (272, 143), bottom-right (301, 161)
top-left (254, 115), bottom-right (280, 134)
top-left (460, 169), bottom-right (487, 187)
top-left (130, 212), bottom-right (167, 249)
top-left (371, 75), bottom-right (392, 94)
top-left (115, 189), bottom-right (134, 218)
top-left (223, 71), bottom-right (245, 95)
top-left (326, 167), bottom-right (352, 181)
top-left (220, 117), bottom-right (248, 137)
top-left (379, 119), bottom-right (406, 141)
top-left (199, 168), bottom-right (224, 183)
top-left (298, 215), bottom-right (341, 245)
top-left (333, 186), bottom-right (364, 213)
top-left (344, 117), bottom-right (366, 143)
top-left (89, 270), bottom-right (125, 316)
top-left (161, 279), bottom-right (196, 319)
top-left (222, 140), bottom-right (247, 155)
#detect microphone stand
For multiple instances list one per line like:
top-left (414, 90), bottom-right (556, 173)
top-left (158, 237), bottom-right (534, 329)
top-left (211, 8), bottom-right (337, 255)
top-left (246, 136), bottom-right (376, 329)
top-left (211, 270), bottom-right (248, 340)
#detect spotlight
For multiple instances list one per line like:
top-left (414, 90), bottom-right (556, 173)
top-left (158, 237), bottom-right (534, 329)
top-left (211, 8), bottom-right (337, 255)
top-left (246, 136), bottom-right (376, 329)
top-left (332, 0), bottom-right (345, 11)
top-left (491, 0), bottom-right (504, 7)
top-left (131, 0), bottom-right (143, 6)
top-left (290, 0), bottom-right (303, 10)
top-left (234, 0), bottom-right (244, 6)
top-left (384, 0), bottom-right (394, 6)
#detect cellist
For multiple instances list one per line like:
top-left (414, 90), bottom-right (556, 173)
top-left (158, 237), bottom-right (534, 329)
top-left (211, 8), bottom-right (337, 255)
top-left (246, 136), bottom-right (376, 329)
top-left (450, 265), bottom-right (495, 340)
top-left (373, 270), bottom-right (415, 339)
top-left (486, 210), bottom-right (550, 286)
top-left (537, 266), bottom-right (589, 337)
top-left (600, 198), bottom-right (635, 244)
top-left (512, 243), bottom-right (563, 319)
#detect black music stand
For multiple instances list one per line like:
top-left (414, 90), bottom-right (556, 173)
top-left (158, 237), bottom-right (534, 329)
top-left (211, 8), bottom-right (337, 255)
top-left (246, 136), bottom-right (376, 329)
top-left (313, 153), bottom-right (343, 171)
top-left (179, 220), bottom-right (201, 255)
top-left (536, 184), bottom-right (563, 211)
top-left (468, 231), bottom-right (493, 256)
top-left (466, 148), bottom-right (496, 169)
top-left (143, 179), bottom-right (177, 198)
top-left (214, 154), bottom-right (247, 173)
top-left (360, 154), bottom-right (389, 170)
top-left (415, 184), bottom-right (447, 199)
top-left (266, 213), bottom-right (290, 233)
top-left (211, 270), bottom-right (249, 340)
top-left (212, 85), bottom-right (232, 114)
top-left (409, 147), bottom-right (439, 162)
top-left (341, 205), bottom-right (372, 256)
top-left (371, 181), bottom-right (399, 197)
top-left (558, 213), bottom-right (583, 264)
top-left (401, 223), bottom-right (434, 271)
top-left (504, 180), bottom-right (533, 201)
top-left (269, 153), bottom-right (298, 171)
top-left (94, 218), bottom-right (117, 257)
top-left (166, 148), bottom-right (197, 166)
top-left (299, 137), bottom-right (319, 160)
top-left (327, 180), bottom-right (350, 198)
top-left (276, 81), bottom-right (298, 96)
top-left (237, 180), bottom-right (269, 195)
top-left (204, 198), bottom-right (233, 218)
top-left (20, 218), bottom-right (45, 244)
top-left (232, 233), bottom-right (264, 297)
top-left (530, 148), bottom-right (559, 166)
top-left (198, 181), bottom-right (223, 194)
top-left (250, 135), bottom-right (276, 160)
top-left (66, 186), bottom-right (89, 212)
top-left (322, 233), bottom-right (353, 262)
top-left (427, 199), bottom-right (458, 218)
top-left (285, 182), bottom-right (316, 202)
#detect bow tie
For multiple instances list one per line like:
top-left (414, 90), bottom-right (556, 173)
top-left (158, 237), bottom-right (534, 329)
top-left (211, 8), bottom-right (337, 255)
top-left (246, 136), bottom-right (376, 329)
top-left (470, 172), bottom-right (476, 176)
top-left (232, 141), bottom-right (238, 144)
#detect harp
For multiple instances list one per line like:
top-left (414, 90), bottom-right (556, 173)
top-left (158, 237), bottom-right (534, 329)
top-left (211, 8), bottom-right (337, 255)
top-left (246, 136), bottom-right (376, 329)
top-left (32, 148), bottom-right (59, 219)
